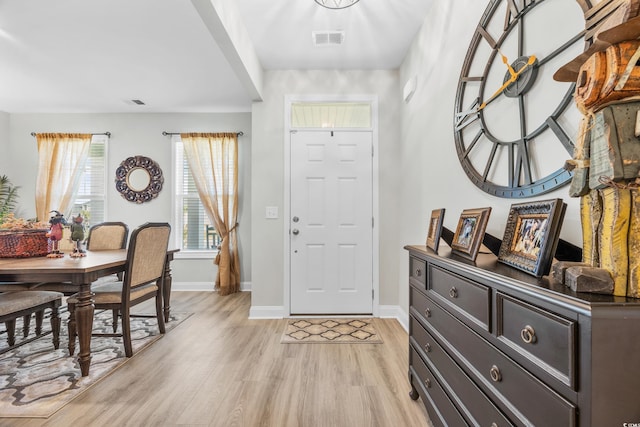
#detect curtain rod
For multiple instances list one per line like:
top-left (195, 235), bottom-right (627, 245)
top-left (162, 131), bottom-right (244, 137)
top-left (31, 132), bottom-right (111, 137)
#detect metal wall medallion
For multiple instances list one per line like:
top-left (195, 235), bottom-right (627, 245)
top-left (115, 155), bottom-right (164, 204)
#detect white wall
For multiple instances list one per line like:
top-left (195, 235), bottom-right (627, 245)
top-left (397, 1), bottom-right (583, 313)
top-left (5, 112), bottom-right (252, 287)
top-left (250, 70), bottom-right (402, 314)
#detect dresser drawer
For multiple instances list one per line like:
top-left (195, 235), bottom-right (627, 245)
top-left (411, 317), bottom-right (514, 427)
top-left (410, 348), bottom-right (467, 427)
top-left (496, 292), bottom-right (577, 389)
top-left (428, 264), bottom-right (490, 332)
top-left (409, 256), bottom-right (426, 286)
top-left (417, 297), bottom-right (577, 427)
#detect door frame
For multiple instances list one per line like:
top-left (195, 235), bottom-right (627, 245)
top-left (284, 94), bottom-right (379, 316)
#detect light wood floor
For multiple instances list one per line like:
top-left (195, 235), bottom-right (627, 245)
top-left (3, 292), bottom-right (432, 427)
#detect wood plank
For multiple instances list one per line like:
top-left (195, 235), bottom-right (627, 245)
top-left (2, 291), bottom-right (432, 426)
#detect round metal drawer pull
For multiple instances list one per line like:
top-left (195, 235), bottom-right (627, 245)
top-left (449, 287), bottom-right (458, 298)
top-left (415, 268), bottom-right (422, 277)
top-left (520, 325), bottom-right (537, 344)
top-left (490, 365), bottom-right (502, 382)
top-left (424, 307), bottom-right (431, 318)
top-left (424, 378), bottom-right (432, 388)
top-left (424, 343), bottom-right (431, 353)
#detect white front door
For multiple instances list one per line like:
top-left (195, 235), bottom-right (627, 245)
top-left (290, 130), bottom-right (373, 314)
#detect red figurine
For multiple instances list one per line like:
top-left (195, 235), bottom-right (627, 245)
top-left (46, 210), bottom-right (66, 258)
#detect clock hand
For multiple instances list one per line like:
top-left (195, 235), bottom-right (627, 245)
top-left (498, 49), bottom-right (517, 78)
top-left (479, 55), bottom-right (537, 110)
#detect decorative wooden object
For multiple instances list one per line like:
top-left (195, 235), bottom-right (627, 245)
top-left (565, 266), bottom-right (614, 293)
top-left (558, 9), bottom-right (640, 297)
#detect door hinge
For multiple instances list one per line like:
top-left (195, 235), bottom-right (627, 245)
top-left (371, 145), bottom-right (374, 157)
top-left (372, 217), bottom-right (374, 228)
top-left (372, 289), bottom-right (374, 300)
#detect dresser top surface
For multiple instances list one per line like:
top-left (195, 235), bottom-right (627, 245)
top-left (405, 244), bottom-right (640, 309)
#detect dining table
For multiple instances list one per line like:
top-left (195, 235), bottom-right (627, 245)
top-left (0, 248), bottom-right (178, 376)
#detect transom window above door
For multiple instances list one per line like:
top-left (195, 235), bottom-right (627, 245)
top-left (290, 102), bottom-right (371, 129)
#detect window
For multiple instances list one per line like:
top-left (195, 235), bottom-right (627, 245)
top-left (68, 135), bottom-right (107, 228)
top-left (291, 102), bottom-right (371, 128)
top-left (173, 137), bottom-right (221, 253)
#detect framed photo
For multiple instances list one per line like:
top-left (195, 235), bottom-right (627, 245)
top-left (498, 198), bottom-right (567, 277)
top-left (426, 209), bottom-right (445, 253)
top-left (451, 207), bottom-right (491, 261)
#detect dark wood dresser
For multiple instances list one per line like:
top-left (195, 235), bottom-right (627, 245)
top-left (405, 244), bottom-right (640, 427)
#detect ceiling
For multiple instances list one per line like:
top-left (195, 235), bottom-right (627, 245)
top-left (0, 0), bottom-right (432, 114)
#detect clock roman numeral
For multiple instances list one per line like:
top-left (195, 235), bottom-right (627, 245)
top-left (483, 141), bottom-right (499, 182)
top-left (462, 129), bottom-right (485, 159)
top-left (455, 98), bottom-right (481, 132)
top-left (477, 25), bottom-right (497, 50)
top-left (504, 0), bottom-right (536, 31)
top-left (510, 140), bottom-right (532, 188)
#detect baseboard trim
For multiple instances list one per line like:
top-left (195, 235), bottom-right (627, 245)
top-left (172, 281), bottom-right (252, 292)
top-left (379, 305), bottom-right (409, 332)
top-left (249, 306), bottom-right (286, 319)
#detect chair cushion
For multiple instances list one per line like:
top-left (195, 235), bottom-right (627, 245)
top-left (0, 291), bottom-right (63, 316)
top-left (67, 282), bottom-right (158, 305)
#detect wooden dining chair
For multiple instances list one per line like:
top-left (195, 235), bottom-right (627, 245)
top-left (67, 222), bottom-right (171, 357)
top-left (0, 291), bottom-right (62, 353)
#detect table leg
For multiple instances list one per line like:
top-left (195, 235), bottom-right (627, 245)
top-left (162, 254), bottom-right (174, 323)
top-left (75, 284), bottom-right (94, 377)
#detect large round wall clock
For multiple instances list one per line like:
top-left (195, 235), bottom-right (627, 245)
top-left (453, 0), bottom-right (601, 198)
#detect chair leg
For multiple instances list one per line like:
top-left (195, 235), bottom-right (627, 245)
top-left (156, 293), bottom-right (165, 334)
top-left (67, 303), bottom-right (77, 356)
top-left (5, 320), bottom-right (16, 346)
top-left (122, 308), bottom-right (133, 357)
top-left (35, 309), bottom-right (44, 335)
top-left (22, 314), bottom-right (31, 338)
top-left (50, 306), bottom-right (61, 350)
top-left (112, 309), bottom-right (119, 332)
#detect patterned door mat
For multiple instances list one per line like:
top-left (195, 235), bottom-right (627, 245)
top-left (281, 318), bottom-right (383, 344)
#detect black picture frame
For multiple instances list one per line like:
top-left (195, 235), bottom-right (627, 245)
top-left (498, 198), bottom-right (567, 277)
top-left (451, 207), bottom-right (491, 262)
top-left (426, 209), bottom-right (445, 253)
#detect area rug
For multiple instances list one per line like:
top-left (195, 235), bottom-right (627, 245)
top-left (0, 309), bottom-right (192, 418)
top-left (281, 318), bottom-right (383, 344)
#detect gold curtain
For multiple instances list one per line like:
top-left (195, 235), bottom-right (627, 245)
top-left (35, 133), bottom-right (92, 222)
top-left (181, 132), bottom-right (240, 295)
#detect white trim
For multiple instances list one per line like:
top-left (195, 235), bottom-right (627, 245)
top-left (284, 94), bottom-right (380, 317)
top-left (379, 305), bottom-right (409, 332)
top-left (172, 281), bottom-right (252, 292)
top-left (174, 251), bottom-right (218, 260)
top-left (170, 135), bottom-right (180, 250)
top-left (249, 305), bottom-right (286, 319)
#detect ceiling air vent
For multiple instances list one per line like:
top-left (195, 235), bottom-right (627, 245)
top-left (131, 99), bottom-right (146, 105)
top-left (312, 30), bottom-right (345, 46)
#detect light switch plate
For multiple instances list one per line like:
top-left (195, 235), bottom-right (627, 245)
top-left (265, 206), bottom-right (278, 219)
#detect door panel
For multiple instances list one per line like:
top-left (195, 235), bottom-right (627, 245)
top-left (290, 130), bottom-right (373, 314)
